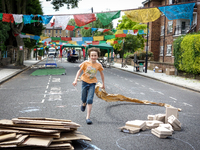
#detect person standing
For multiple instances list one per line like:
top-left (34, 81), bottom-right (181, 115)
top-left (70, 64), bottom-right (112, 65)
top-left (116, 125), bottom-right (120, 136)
top-left (72, 48), bottom-right (105, 125)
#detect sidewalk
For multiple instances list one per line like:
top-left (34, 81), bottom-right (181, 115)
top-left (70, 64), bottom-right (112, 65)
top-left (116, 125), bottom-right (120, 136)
top-left (112, 63), bottom-right (200, 93)
top-left (0, 59), bottom-right (200, 93)
top-left (0, 59), bottom-right (42, 84)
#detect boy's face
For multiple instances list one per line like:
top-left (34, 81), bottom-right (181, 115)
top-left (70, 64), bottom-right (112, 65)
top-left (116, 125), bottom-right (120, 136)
top-left (89, 51), bottom-right (98, 62)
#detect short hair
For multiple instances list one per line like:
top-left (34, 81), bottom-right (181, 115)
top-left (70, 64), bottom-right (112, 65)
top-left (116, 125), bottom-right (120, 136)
top-left (88, 48), bottom-right (100, 57)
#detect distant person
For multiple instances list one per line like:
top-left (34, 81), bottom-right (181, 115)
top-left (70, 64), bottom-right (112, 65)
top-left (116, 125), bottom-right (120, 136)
top-left (72, 48), bottom-right (105, 125)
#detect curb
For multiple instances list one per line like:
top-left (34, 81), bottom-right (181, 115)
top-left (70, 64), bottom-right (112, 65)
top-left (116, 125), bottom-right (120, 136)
top-left (0, 59), bottom-right (44, 85)
top-left (112, 66), bottom-right (200, 93)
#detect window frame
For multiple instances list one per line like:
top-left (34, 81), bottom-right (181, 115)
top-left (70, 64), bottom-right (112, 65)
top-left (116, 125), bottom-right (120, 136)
top-left (166, 44), bottom-right (172, 56)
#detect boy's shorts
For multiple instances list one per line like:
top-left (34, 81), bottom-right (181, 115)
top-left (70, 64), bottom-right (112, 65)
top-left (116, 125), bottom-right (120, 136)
top-left (81, 81), bottom-right (96, 104)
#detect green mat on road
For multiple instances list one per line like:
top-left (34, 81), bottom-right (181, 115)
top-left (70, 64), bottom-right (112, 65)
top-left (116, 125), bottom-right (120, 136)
top-left (31, 68), bottom-right (66, 76)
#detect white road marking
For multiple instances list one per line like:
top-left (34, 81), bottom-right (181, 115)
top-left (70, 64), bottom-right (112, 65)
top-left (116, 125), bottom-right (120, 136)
top-left (44, 94), bottom-right (46, 98)
top-left (125, 78), bottom-right (128, 80)
top-left (158, 92), bottom-right (164, 95)
top-left (45, 90), bottom-right (47, 93)
top-left (149, 88), bottom-right (154, 91)
top-left (52, 78), bottom-right (60, 82)
top-left (183, 102), bottom-right (193, 107)
top-left (41, 99), bottom-right (45, 103)
top-left (46, 85), bottom-right (49, 89)
top-left (142, 85), bottom-right (145, 87)
top-left (135, 82), bottom-right (139, 85)
top-left (140, 92), bottom-right (145, 95)
top-left (169, 97), bottom-right (177, 101)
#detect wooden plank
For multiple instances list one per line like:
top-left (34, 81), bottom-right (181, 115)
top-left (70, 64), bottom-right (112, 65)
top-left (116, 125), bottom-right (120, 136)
top-left (21, 137), bottom-right (53, 147)
top-left (0, 128), bottom-right (29, 134)
top-left (0, 133), bottom-right (16, 142)
top-left (12, 118), bottom-right (80, 127)
top-left (0, 135), bottom-right (28, 145)
top-left (18, 117), bottom-right (71, 122)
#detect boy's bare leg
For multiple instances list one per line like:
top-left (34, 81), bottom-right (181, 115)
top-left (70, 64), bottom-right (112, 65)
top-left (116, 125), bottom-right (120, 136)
top-left (86, 104), bottom-right (92, 119)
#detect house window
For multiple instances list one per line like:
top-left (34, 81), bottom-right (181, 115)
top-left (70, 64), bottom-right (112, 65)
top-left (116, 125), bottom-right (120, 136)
top-left (167, 21), bottom-right (173, 34)
top-left (166, 45), bottom-right (172, 56)
top-left (161, 26), bottom-right (164, 36)
top-left (160, 46), bottom-right (163, 56)
top-left (45, 30), bottom-right (47, 33)
top-left (56, 30), bottom-right (58, 33)
top-left (60, 30), bottom-right (62, 34)
top-left (49, 30), bottom-right (50, 33)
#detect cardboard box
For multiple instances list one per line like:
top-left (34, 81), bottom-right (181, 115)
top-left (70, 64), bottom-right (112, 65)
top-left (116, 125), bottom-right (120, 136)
top-left (155, 68), bottom-right (163, 73)
top-left (166, 68), bottom-right (175, 75)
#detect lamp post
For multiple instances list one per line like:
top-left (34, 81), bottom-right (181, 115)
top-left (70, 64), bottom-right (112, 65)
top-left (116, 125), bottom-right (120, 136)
top-left (145, 0), bottom-right (150, 73)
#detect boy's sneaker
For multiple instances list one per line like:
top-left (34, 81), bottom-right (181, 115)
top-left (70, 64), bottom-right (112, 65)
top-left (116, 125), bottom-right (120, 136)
top-left (81, 104), bottom-right (86, 112)
top-left (86, 119), bottom-right (92, 125)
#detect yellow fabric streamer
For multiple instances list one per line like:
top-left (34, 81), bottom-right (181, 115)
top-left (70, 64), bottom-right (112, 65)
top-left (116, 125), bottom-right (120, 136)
top-left (107, 39), bottom-right (114, 44)
top-left (124, 8), bottom-right (161, 23)
top-left (93, 36), bottom-right (104, 41)
top-left (95, 82), bottom-right (181, 111)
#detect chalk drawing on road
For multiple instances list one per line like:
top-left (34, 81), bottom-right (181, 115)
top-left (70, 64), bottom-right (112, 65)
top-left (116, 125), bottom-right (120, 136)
top-left (52, 78), bottom-right (60, 82)
top-left (20, 107), bottom-right (40, 113)
top-left (183, 102), bottom-right (193, 107)
top-left (48, 95), bottom-right (62, 101)
top-left (116, 133), bottom-right (195, 150)
top-left (169, 97), bottom-right (177, 101)
top-left (51, 87), bottom-right (61, 91)
top-left (49, 91), bottom-right (62, 94)
top-left (77, 140), bottom-right (101, 150)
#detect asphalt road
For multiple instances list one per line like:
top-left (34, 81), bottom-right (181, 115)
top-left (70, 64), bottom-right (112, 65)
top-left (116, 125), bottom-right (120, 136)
top-left (0, 58), bottom-right (200, 150)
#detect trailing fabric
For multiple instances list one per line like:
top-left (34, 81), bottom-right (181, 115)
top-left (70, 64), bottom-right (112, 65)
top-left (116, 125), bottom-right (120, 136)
top-left (74, 14), bottom-right (96, 27)
top-left (124, 8), bottom-right (161, 23)
top-left (104, 35), bottom-right (115, 40)
top-left (96, 11), bottom-right (121, 26)
top-left (66, 25), bottom-right (75, 31)
top-left (61, 37), bottom-right (72, 41)
top-left (158, 3), bottom-right (195, 26)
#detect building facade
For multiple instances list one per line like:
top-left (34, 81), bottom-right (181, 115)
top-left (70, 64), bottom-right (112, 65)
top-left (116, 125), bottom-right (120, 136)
top-left (142, 0), bottom-right (198, 70)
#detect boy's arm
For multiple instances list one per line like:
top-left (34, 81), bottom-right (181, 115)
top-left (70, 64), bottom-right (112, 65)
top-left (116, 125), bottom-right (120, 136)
top-left (99, 70), bottom-right (105, 89)
top-left (72, 68), bottom-right (82, 86)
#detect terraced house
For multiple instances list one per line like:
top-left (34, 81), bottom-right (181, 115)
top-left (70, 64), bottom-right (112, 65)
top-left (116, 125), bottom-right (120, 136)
top-left (142, 0), bottom-right (198, 71)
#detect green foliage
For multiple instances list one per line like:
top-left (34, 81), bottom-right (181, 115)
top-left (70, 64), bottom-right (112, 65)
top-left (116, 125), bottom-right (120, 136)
top-left (173, 36), bottom-right (184, 70)
top-left (178, 34), bottom-right (200, 74)
top-left (134, 49), bottom-right (153, 60)
top-left (80, 18), bottom-right (114, 37)
top-left (0, 22), bottom-right (10, 56)
top-left (46, 0), bottom-right (80, 11)
top-left (113, 15), bottom-right (146, 54)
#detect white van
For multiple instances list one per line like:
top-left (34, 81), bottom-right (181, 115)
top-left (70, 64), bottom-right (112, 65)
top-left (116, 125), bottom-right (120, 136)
top-left (48, 48), bottom-right (56, 57)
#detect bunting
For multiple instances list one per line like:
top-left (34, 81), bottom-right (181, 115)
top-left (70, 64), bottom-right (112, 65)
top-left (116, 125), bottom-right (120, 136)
top-left (2, 14), bottom-right (14, 23)
top-left (96, 11), bottom-right (121, 26)
top-left (93, 36), bottom-right (104, 41)
top-left (55, 15), bottom-right (71, 30)
top-left (40, 15), bottom-right (53, 25)
top-left (74, 14), bottom-right (96, 27)
top-left (124, 8), bottom-right (161, 23)
top-left (158, 3), bottom-right (195, 26)
top-left (66, 25), bottom-right (75, 31)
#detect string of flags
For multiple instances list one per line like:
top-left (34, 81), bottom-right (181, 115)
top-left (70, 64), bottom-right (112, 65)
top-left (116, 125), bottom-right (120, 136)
top-left (0, 3), bottom-right (195, 29)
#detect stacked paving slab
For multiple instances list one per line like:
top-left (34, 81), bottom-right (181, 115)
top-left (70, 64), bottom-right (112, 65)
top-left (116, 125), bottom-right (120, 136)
top-left (120, 107), bottom-right (182, 139)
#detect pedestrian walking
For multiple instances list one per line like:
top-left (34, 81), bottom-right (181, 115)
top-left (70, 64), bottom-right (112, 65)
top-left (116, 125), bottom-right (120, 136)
top-left (72, 48), bottom-right (105, 125)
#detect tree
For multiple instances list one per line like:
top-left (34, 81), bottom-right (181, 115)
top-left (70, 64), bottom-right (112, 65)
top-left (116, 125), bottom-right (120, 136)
top-left (81, 18), bottom-right (114, 37)
top-left (46, 0), bottom-right (80, 11)
top-left (113, 15), bottom-right (146, 55)
top-left (0, 22), bottom-right (10, 58)
top-left (1, 0), bottom-right (44, 65)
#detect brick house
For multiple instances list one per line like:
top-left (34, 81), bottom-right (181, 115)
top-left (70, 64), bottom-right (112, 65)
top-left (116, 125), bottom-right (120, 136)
top-left (142, 0), bottom-right (198, 71)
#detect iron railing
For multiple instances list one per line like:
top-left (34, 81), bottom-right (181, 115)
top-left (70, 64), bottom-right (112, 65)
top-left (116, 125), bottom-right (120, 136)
top-left (172, 0), bottom-right (197, 4)
top-left (174, 24), bottom-right (196, 35)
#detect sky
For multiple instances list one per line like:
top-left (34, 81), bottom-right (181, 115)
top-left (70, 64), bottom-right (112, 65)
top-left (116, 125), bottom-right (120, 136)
top-left (40, 0), bottom-right (145, 27)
